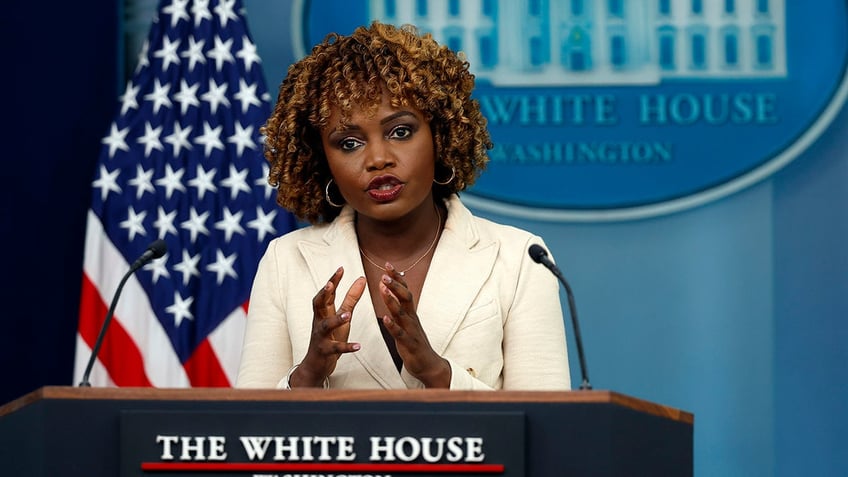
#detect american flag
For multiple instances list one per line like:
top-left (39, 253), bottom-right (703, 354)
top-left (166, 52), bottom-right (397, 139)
top-left (73, 0), bottom-right (295, 387)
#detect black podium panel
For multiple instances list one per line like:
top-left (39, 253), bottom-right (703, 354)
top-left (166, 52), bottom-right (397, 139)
top-left (0, 387), bottom-right (692, 476)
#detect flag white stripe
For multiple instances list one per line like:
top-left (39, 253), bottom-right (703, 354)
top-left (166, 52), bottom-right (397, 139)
top-left (208, 307), bottom-right (247, 385)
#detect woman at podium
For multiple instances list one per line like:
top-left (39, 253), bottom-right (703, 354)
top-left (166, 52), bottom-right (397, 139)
top-left (236, 22), bottom-right (570, 391)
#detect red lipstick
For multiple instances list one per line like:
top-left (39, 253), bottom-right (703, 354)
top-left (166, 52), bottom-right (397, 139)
top-left (366, 175), bottom-right (404, 202)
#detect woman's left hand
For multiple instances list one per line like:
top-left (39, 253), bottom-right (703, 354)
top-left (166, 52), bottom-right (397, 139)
top-left (378, 262), bottom-right (451, 388)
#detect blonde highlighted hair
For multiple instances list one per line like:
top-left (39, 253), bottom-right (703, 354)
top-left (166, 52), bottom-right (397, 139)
top-left (262, 21), bottom-right (492, 223)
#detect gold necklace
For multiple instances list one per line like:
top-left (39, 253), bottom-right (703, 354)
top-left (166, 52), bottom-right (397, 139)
top-left (359, 206), bottom-right (442, 277)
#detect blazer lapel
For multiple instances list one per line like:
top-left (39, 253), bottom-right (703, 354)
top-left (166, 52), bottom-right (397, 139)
top-left (298, 207), bottom-right (407, 389)
top-left (414, 197), bottom-right (499, 362)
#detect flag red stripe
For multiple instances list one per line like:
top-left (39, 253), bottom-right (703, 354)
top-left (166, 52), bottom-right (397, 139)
top-left (78, 273), bottom-right (108, 351)
top-left (183, 338), bottom-right (231, 387)
top-left (79, 273), bottom-right (152, 387)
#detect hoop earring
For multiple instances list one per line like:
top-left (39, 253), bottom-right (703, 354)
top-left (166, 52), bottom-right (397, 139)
top-left (325, 179), bottom-right (344, 208)
top-left (433, 166), bottom-right (456, 186)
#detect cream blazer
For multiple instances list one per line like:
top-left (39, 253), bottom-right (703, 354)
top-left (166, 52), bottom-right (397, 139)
top-left (236, 195), bottom-right (571, 390)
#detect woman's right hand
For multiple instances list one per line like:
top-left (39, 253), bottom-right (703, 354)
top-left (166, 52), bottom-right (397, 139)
top-left (289, 267), bottom-right (366, 387)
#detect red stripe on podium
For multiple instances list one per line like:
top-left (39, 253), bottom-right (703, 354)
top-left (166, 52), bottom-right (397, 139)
top-left (141, 461), bottom-right (505, 473)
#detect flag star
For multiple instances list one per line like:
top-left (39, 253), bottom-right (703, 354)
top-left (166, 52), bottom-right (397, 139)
top-left (201, 79), bottom-right (230, 114)
top-left (162, 0), bottom-right (190, 28)
top-left (236, 36), bottom-right (261, 70)
top-left (191, 0), bottom-right (213, 27)
top-left (213, 0), bottom-right (238, 27)
top-left (221, 164), bottom-right (251, 199)
top-left (155, 164), bottom-right (187, 199)
top-left (143, 78), bottom-right (173, 114)
top-left (188, 164), bottom-right (218, 199)
top-left (164, 122), bottom-right (193, 157)
top-left (173, 249), bottom-right (201, 286)
top-left (153, 206), bottom-right (178, 239)
top-left (120, 206), bottom-right (148, 241)
top-left (234, 78), bottom-right (261, 113)
top-left (166, 291), bottom-right (194, 327)
top-left (194, 121), bottom-right (225, 156)
top-left (153, 35), bottom-right (181, 71)
top-left (181, 207), bottom-right (210, 243)
top-left (215, 207), bottom-right (246, 242)
top-left (180, 37), bottom-right (206, 72)
top-left (143, 252), bottom-right (170, 283)
top-left (261, 91), bottom-right (272, 102)
top-left (137, 121), bottom-right (165, 157)
top-left (173, 79), bottom-right (201, 115)
top-left (248, 206), bottom-right (278, 241)
top-left (92, 165), bottom-right (122, 201)
top-left (101, 123), bottom-right (130, 158)
top-left (135, 40), bottom-right (150, 72)
top-left (128, 164), bottom-right (155, 199)
top-left (255, 163), bottom-right (275, 200)
top-left (227, 121), bottom-right (256, 157)
top-left (206, 249), bottom-right (238, 285)
top-left (207, 35), bottom-right (234, 72)
top-left (119, 82), bottom-right (140, 115)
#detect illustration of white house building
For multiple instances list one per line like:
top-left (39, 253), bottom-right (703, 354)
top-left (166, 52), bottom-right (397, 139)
top-left (368, 0), bottom-right (786, 85)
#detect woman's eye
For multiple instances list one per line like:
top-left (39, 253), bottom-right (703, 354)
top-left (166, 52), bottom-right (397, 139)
top-left (340, 138), bottom-right (363, 151)
top-left (389, 125), bottom-right (412, 139)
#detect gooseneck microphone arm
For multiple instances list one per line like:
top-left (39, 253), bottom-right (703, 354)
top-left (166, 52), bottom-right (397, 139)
top-left (528, 244), bottom-right (592, 390)
top-left (78, 239), bottom-right (167, 387)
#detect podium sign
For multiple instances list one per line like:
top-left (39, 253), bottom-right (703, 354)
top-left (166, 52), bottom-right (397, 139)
top-left (0, 387), bottom-right (693, 476)
top-left (121, 410), bottom-right (525, 476)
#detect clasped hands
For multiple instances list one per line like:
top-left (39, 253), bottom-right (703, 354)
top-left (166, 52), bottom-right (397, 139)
top-left (287, 264), bottom-right (451, 389)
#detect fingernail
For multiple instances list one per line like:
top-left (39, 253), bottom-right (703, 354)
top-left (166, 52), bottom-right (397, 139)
top-left (385, 262), bottom-right (395, 271)
top-left (325, 282), bottom-right (332, 290)
top-left (352, 343), bottom-right (361, 351)
top-left (340, 312), bottom-right (351, 321)
top-left (382, 275), bottom-right (392, 284)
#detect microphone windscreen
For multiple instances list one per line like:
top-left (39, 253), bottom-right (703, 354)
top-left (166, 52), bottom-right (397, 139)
top-left (148, 239), bottom-right (168, 259)
top-left (528, 244), bottom-right (548, 264)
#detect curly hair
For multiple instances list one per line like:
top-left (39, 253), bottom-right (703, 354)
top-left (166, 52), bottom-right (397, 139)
top-left (261, 21), bottom-right (492, 224)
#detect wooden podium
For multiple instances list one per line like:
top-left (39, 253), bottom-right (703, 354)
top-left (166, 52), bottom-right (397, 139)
top-left (0, 387), bottom-right (692, 476)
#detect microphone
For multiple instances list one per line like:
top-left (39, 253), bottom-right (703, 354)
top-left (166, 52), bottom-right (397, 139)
top-left (528, 244), bottom-right (592, 390)
top-left (129, 239), bottom-right (168, 272)
top-left (78, 239), bottom-right (167, 387)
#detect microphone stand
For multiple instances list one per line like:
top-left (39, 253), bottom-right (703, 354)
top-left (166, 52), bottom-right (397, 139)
top-left (78, 240), bottom-right (166, 387)
top-left (78, 266), bottom-right (136, 387)
top-left (550, 265), bottom-right (591, 390)
top-left (529, 244), bottom-right (592, 390)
